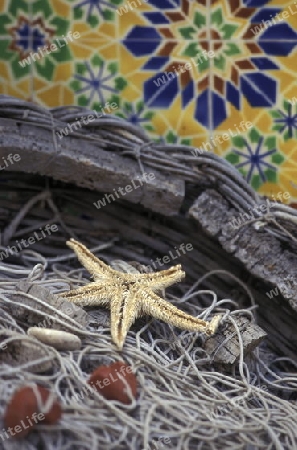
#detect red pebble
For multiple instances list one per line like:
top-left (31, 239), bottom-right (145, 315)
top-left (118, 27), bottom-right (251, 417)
top-left (4, 385), bottom-right (62, 439)
top-left (88, 361), bottom-right (137, 404)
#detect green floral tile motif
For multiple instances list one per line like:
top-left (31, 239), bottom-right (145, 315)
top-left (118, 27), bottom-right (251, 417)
top-left (211, 9), bottom-right (243, 73)
top-left (1, 9), bottom-right (35, 71)
top-left (115, 99), bottom-right (156, 133)
top-left (70, 54), bottom-right (127, 108)
top-left (270, 100), bottom-right (297, 141)
top-left (179, 8), bottom-right (238, 41)
top-left (72, 0), bottom-right (123, 27)
top-left (180, 8), bottom-right (239, 73)
top-left (0, 0), bottom-right (30, 37)
top-left (182, 42), bottom-right (212, 73)
top-left (226, 128), bottom-right (285, 190)
top-left (211, 8), bottom-right (238, 39)
top-left (153, 131), bottom-right (192, 146)
top-left (0, 0), bottom-right (76, 84)
top-left (213, 42), bottom-right (241, 72)
top-left (179, 11), bottom-right (206, 39)
top-left (0, 40), bottom-right (30, 79)
top-left (32, 0), bottom-right (69, 35)
top-left (34, 40), bottom-right (72, 81)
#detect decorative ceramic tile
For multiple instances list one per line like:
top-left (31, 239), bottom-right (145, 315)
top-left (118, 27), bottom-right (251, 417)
top-left (0, 0), bottom-right (296, 202)
top-left (33, 0), bottom-right (118, 40)
top-left (210, 0), bottom-right (297, 40)
top-left (0, 0), bottom-right (32, 99)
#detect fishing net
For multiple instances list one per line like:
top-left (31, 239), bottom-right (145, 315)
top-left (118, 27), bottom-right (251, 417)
top-left (0, 96), bottom-right (297, 450)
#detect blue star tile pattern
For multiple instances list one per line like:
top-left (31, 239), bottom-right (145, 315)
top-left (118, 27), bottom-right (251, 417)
top-left (32, 28), bottom-right (47, 50)
top-left (73, 60), bottom-right (118, 106)
top-left (272, 101), bottom-right (297, 141)
top-left (74, 0), bottom-right (117, 21)
top-left (225, 127), bottom-right (286, 190)
top-left (120, 102), bottom-right (152, 127)
top-left (9, 16), bottom-right (55, 58)
top-left (234, 135), bottom-right (277, 183)
top-left (15, 21), bottom-right (30, 40)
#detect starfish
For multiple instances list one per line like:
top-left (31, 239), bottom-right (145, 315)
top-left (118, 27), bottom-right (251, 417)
top-left (61, 239), bottom-right (221, 349)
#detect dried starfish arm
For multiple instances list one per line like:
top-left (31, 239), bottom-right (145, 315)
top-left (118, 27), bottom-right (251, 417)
top-left (142, 290), bottom-right (221, 335)
top-left (110, 287), bottom-right (140, 350)
top-left (66, 239), bottom-right (113, 280)
top-left (60, 283), bottom-right (111, 307)
top-left (132, 265), bottom-right (185, 290)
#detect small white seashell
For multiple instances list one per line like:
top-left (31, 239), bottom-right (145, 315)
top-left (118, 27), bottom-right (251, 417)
top-left (27, 327), bottom-right (82, 351)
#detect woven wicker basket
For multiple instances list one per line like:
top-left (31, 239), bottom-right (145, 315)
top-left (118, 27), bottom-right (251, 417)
top-left (1, 95), bottom-right (297, 449)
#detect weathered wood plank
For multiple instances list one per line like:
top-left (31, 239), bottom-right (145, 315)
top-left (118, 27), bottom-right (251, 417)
top-left (0, 117), bottom-right (184, 215)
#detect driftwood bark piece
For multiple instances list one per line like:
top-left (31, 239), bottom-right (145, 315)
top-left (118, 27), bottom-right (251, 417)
top-left (0, 117), bottom-right (184, 215)
top-left (188, 189), bottom-right (297, 360)
top-left (203, 316), bottom-right (267, 365)
top-left (3, 282), bottom-right (90, 332)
